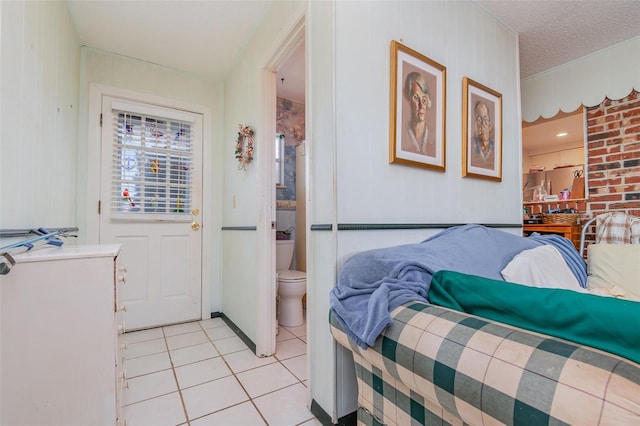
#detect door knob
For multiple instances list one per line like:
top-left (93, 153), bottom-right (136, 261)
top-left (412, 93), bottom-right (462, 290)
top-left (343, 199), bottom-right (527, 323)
top-left (192, 222), bottom-right (200, 231)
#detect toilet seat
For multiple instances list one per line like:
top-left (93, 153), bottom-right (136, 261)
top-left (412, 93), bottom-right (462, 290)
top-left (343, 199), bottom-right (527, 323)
top-left (277, 270), bottom-right (306, 282)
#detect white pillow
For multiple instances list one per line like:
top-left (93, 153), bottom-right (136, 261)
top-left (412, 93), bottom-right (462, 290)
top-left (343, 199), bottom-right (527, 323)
top-left (587, 244), bottom-right (640, 298)
top-left (501, 245), bottom-right (585, 292)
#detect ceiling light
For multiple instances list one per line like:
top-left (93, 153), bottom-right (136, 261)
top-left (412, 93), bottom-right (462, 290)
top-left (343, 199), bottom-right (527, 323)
top-left (556, 132), bottom-right (568, 137)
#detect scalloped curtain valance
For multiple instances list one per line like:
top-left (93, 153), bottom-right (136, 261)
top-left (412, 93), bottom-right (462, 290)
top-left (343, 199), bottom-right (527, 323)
top-left (521, 36), bottom-right (640, 123)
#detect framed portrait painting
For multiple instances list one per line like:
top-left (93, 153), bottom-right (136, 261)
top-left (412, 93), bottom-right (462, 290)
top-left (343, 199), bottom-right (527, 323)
top-left (462, 77), bottom-right (502, 181)
top-left (389, 40), bottom-right (446, 171)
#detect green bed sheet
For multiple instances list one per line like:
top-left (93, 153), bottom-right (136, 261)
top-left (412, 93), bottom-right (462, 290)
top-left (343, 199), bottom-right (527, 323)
top-left (429, 270), bottom-right (640, 364)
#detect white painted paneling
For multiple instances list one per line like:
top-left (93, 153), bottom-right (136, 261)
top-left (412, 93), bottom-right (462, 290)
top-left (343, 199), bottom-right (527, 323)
top-left (306, 0), bottom-right (339, 419)
top-left (308, 232), bottom-right (338, 418)
top-left (334, 1), bottom-right (521, 226)
top-left (306, 1), bottom-right (523, 421)
top-left (221, 231), bottom-right (259, 341)
top-left (522, 36), bottom-right (640, 121)
top-left (0, 1), bottom-right (80, 229)
top-left (222, 0), bottom-right (306, 355)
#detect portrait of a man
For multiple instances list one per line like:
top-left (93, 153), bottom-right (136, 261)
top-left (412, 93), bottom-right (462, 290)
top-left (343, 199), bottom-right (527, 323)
top-left (470, 99), bottom-right (495, 170)
top-left (462, 77), bottom-right (502, 181)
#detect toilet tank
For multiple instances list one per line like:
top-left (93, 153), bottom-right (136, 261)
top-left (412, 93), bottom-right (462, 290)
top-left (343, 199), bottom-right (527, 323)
top-left (276, 239), bottom-right (295, 271)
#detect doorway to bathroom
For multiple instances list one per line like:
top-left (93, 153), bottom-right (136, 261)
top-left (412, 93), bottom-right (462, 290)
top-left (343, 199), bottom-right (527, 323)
top-left (254, 15), bottom-right (306, 358)
top-left (275, 37), bottom-right (307, 345)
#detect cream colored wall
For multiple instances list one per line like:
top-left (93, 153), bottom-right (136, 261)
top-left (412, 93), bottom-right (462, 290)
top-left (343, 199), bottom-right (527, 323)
top-left (0, 1), bottom-right (80, 230)
top-left (306, 0), bottom-right (338, 417)
top-left (308, 1), bottom-right (523, 420)
top-left (221, 1), bottom-right (306, 349)
top-left (524, 146), bottom-right (584, 172)
top-left (334, 1), bottom-right (521, 226)
top-left (1, 0), bottom-right (525, 421)
top-left (521, 36), bottom-right (640, 121)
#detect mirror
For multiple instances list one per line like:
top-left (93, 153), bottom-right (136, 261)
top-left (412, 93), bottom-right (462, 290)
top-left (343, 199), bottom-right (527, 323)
top-left (275, 133), bottom-right (284, 187)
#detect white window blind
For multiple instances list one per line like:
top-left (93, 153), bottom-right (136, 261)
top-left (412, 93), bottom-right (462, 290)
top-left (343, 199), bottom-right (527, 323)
top-left (110, 108), bottom-right (193, 221)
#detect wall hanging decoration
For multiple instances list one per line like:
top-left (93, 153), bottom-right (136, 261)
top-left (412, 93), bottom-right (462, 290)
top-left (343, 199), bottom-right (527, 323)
top-left (462, 77), bottom-right (503, 181)
top-left (389, 40), bottom-right (446, 171)
top-left (235, 124), bottom-right (254, 170)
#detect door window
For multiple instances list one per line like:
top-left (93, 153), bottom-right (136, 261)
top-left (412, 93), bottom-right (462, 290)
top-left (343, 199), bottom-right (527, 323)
top-left (111, 110), bottom-right (193, 221)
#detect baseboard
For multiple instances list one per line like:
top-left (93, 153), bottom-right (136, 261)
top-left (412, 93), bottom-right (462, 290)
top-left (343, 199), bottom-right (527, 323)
top-left (210, 312), bottom-right (257, 353)
top-left (311, 400), bottom-right (356, 426)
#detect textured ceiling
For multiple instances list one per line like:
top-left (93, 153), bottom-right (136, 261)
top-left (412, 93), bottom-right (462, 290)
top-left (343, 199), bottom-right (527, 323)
top-left (67, 0), bottom-right (640, 150)
top-left (67, 1), bottom-right (640, 84)
top-left (476, 0), bottom-right (640, 78)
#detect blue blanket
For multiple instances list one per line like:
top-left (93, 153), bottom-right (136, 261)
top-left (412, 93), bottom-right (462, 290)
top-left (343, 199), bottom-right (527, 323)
top-left (329, 224), bottom-right (588, 348)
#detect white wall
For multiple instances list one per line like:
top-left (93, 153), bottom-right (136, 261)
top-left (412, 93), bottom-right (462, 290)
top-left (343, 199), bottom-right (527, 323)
top-left (221, 0), bottom-right (525, 420)
top-left (221, 1), bottom-right (306, 347)
top-left (521, 36), bottom-right (640, 121)
top-left (0, 1), bottom-right (80, 230)
top-left (76, 48), bottom-right (224, 312)
top-left (307, 0), bottom-right (522, 420)
top-left (1, 0), bottom-right (524, 422)
top-left (334, 1), bottom-right (521, 226)
top-left (523, 146), bottom-right (584, 172)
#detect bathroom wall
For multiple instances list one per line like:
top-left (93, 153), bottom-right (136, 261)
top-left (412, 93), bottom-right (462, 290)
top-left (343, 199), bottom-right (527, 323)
top-left (276, 96), bottom-right (305, 204)
top-left (276, 96), bottom-right (305, 269)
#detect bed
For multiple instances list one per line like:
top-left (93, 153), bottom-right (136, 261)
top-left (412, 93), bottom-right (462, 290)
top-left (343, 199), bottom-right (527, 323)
top-left (329, 223), bottom-right (640, 425)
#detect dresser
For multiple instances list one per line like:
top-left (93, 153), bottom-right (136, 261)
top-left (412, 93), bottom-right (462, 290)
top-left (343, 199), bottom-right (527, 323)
top-left (0, 244), bottom-right (126, 425)
top-left (523, 223), bottom-right (581, 250)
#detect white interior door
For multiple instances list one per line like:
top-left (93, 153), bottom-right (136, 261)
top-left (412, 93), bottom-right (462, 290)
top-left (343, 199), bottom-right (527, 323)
top-left (99, 96), bottom-right (203, 330)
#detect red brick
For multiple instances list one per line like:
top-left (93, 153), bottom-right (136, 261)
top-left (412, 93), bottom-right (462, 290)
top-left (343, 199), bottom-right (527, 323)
top-left (623, 151), bottom-right (640, 160)
top-left (587, 109), bottom-right (604, 119)
top-left (588, 203), bottom-right (607, 210)
top-left (589, 194), bottom-right (623, 202)
top-left (610, 201), bottom-right (640, 209)
top-left (624, 124), bottom-right (640, 135)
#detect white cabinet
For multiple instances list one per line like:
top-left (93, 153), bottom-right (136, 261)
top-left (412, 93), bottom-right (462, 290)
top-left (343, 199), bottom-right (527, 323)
top-left (1, 244), bottom-right (125, 425)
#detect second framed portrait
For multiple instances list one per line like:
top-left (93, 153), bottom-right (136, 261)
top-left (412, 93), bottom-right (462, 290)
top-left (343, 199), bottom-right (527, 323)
top-left (462, 77), bottom-right (502, 181)
top-left (389, 40), bottom-right (446, 171)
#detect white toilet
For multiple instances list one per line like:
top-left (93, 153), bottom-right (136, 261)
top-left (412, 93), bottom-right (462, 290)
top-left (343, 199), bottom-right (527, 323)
top-left (276, 239), bottom-right (307, 327)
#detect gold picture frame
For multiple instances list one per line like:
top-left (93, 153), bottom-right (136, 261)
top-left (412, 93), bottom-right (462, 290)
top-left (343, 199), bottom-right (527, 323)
top-left (462, 77), bottom-right (502, 181)
top-left (389, 40), bottom-right (446, 171)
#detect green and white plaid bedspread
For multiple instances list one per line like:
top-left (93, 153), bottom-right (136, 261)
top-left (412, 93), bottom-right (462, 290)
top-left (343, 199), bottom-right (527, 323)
top-left (330, 302), bottom-right (640, 426)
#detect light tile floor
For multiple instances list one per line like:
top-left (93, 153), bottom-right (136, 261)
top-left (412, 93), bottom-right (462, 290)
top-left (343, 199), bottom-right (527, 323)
top-left (121, 317), bottom-right (320, 426)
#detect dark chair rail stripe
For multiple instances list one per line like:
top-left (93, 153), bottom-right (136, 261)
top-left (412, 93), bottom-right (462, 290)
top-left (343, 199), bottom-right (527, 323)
top-left (226, 224), bottom-right (523, 232)
top-left (221, 226), bottom-right (257, 231)
top-left (335, 223), bottom-right (522, 231)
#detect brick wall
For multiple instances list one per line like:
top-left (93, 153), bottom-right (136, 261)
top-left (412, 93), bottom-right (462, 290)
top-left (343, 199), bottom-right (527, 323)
top-left (582, 89), bottom-right (640, 244)
top-left (524, 90), bottom-right (640, 252)
top-left (586, 90), bottom-right (640, 212)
